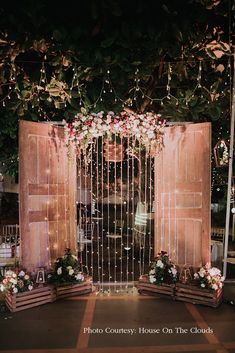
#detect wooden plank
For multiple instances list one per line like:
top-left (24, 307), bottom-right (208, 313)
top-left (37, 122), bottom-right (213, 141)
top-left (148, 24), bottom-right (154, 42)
top-left (28, 184), bottom-right (65, 195)
top-left (137, 276), bottom-right (175, 297)
top-left (5, 286), bottom-right (56, 312)
top-left (175, 283), bottom-right (222, 307)
top-left (56, 282), bottom-right (92, 299)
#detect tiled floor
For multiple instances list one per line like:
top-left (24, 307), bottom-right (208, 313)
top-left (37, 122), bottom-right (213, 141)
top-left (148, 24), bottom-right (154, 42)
top-left (0, 284), bottom-right (235, 353)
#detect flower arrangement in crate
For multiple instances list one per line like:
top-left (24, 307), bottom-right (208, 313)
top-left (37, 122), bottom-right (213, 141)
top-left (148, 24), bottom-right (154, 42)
top-left (48, 248), bottom-right (92, 299)
top-left (149, 251), bottom-right (178, 285)
top-left (194, 264), bottom-right (225, 291)
top-left (48, 248), bottom-right (85, 286)
top-left (0, 270), bottom-right (34, 294)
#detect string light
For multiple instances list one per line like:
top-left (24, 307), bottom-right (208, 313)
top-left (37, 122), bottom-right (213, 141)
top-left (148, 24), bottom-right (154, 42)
top-left (39, 59), bottom-right (47, 86)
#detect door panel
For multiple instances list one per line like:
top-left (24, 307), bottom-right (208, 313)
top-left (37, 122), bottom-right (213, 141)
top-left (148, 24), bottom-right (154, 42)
top-left (154, 123), bottom-right (211, 267)
top-left (19, 120), bottom-right (77, 271)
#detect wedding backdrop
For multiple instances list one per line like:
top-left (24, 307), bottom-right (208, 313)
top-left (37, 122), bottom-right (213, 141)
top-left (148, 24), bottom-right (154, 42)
top-left (19, 115), bottom-right (211, 288)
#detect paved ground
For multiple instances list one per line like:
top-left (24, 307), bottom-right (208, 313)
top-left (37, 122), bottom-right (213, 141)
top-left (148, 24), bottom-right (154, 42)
top-left (0, 283), bottom-right (235, 353)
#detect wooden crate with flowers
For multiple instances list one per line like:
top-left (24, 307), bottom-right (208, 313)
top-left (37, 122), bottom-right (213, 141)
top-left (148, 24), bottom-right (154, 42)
top-left (0, 270), bottom-right (56, 312)
top-left (175, 264), bottom-right (224, 308)
top-left (49, 248), bottom-right (92, 299)
top-left (137, 251), bottom-right (177, 298)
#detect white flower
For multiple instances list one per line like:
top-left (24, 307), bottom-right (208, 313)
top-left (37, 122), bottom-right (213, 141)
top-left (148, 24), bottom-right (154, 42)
top-left (24, 274), bottom-right (29, 280)
top-left (10, 278), bottom-right (17, 285)
top-left (75, 272), bottom-right (84, 281)
top-left (149, 269), bottom-right (155, 275)
top-left (72, 255), bottom-right (78, 260)
top-left (212, 283), bottom-right (218, 291)
top-left (28, 285), bottom-right (33, 291)
top-left (149, 275), bottom-right (156, 283)
top-left (5, 270), bottom-right (14, 277)
top-left (199, 270), bottom-right (205, 278)
top-left (194, 273), bottom-right (199, 279)
top-left (69, 269), bottom-right (74, 276)
top-left (200, 283), bottom-right (206, 288)
top-left (156, 260), bottom-right (164, 268)
top-left (209, 267), bottom-right (221, 277)
top-left (13, 287), bottom-right (18, 294)
top-left (170, 267), bottom-right (177, 276)
top-left (57, 267), bottom-right (62, 275)
top-left (67, 266), bottom-right (72, 270)
top-left (19, 271), bottom-right (25, 277)
top-left (0, 284), bottom-right (5, 292)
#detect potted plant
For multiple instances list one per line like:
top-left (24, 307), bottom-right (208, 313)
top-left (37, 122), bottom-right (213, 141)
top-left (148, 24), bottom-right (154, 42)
top-left (137, 251), bottom-right (178, 297)
top-left (0, 269), bottom-right (55, 312)
top-left (175, 263), bottom-right (224, 307)
top-left (48, 248), bottom-right (93, 299)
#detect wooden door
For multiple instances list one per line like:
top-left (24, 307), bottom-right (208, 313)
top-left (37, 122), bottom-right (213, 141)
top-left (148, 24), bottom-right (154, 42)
top-left (154, 123), bottom-right (211, 267)
top-left (19, 121), bottom-right (77, 271)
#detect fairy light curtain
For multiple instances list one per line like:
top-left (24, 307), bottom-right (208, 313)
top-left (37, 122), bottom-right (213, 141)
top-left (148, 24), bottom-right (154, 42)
top-left (65, 111), bottom-right (165, 289)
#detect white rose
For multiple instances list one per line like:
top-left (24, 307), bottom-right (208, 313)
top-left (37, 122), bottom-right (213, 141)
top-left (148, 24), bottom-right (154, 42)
top-left (28, 285), bottom-right (33, 291)
top-left (57, 267), bottom-right (62, 275)
top-left (67, 266), bottom-right (72, 270)
top-left (199, 271), bottom-right (204, 278)
top-left (24, 274), bottom-right (29, 280)
top-left (156, 260), bottom-right (164, 268)
top-left (200, 283), bottom-right (206, 288)
top-left (10, 278), bottom-right (17, 285)
top-left (13, 287), bottom-right (18, 294)
top-left (19, 271), bottom-right (25, 277)
top-left (149, 275), bottom-right (156, 283)
top-left (76, 272), bottom-right (84, 281)
top-left (171, 267), bottom-right (177, 276)
top-left (212, 283), bottom-right (218, 291)
top-left (149, 269), bottom-right (155, 275)
top-left (69, 269), bottom-right (74, 276)
top-left (5, 270), bottom-right (14, 277)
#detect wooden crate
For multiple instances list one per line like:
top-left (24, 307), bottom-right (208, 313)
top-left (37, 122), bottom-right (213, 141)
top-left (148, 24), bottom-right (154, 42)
top-left (175, 283), bottom-right (223, 308)
top-left (137, 275), bottom-right (175, 298)
top-left (5, 286), bottom-right (56, 312)
top-left (55, 280), bottom-right (92, 300)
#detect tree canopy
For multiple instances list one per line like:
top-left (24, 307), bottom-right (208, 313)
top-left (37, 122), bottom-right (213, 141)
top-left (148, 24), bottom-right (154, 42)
top-left (0, 0), bottom-right (232, 202)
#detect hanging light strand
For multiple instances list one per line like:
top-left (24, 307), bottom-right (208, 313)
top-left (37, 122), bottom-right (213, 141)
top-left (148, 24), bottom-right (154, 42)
top-left (131, 135), bottom-right (135, 284)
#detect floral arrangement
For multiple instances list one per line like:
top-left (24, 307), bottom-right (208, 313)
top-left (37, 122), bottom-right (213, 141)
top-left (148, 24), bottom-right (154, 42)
top-left (194, 264), bottom-right (225, 291)
top-left (149, 251), bottom-right (178, 285)
top-left (48, 248), bottom-right (85, 285)
top-left (63, 110), bottom-right (166, 153)
top-left (0, 270), bottom-right (34, 294)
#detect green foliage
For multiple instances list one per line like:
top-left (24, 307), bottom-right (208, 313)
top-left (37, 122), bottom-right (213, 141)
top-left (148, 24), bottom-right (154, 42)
top-left (49, 248), bottom-right (84, 285)
top-left (0, 0), bottom-right (231, 187)
top-left (149, 251), bottom-right (178, 285)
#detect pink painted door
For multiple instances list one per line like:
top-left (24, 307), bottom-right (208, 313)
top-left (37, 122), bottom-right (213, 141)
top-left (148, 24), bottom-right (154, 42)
top-left (154, 123), bottom-right (211, 268)
top-left (19, 121), bottom-right (77, 271)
